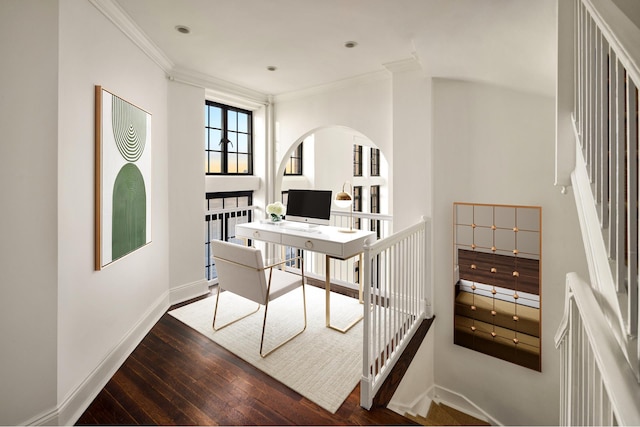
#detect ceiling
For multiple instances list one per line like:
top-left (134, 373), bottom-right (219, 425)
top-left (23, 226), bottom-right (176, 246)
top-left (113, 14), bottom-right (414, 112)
top-left (114, 0), bottom-right (557, 97)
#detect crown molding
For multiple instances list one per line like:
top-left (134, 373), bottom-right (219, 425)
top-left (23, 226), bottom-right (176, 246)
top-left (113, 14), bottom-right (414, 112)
top-left (89, 0), bottom-right (174, 72)
top-left (171, 67), bottom-right (269, 109)
top-left (274, 69), bottom-right (391, 103)
top-left (88, 0), bottom-right (269, 108)
top-left (383, 56), bottom-right (423, 73)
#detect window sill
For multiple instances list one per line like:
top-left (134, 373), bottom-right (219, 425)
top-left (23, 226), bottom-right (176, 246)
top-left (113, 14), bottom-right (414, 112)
top-left (205, 175), bottom-right (260, 192)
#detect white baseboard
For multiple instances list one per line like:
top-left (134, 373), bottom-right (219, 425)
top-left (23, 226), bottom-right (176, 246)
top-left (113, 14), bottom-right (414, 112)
top-left (49, 291), bottom-right (170, 426)
top-left (22, 406), bottom-right (59, 426)
top-left (430, 385), bottom-right (501, 426)
top-left (388, 384), bottom-right (500, 425)
top-left (169, 278), bottom-right (210, 305)
top-left (387, 386), bottom-right (433, 416)
top-left (24, 279), bottom-right (210, 426)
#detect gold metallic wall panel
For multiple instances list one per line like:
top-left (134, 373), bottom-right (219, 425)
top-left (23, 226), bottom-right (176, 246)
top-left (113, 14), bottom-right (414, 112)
top-left (454, 202), bottom-right (542, 371)
top-left (455, 290), bottom-right (540, 337)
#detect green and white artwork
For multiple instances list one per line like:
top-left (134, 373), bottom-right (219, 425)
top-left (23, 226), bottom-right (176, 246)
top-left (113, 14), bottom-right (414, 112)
top-left (95, 86), bottom-right (151, 269)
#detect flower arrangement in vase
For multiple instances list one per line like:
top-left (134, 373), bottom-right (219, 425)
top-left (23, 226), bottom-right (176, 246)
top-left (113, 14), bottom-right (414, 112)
top-left (266, 201), bottom-right (285, 222)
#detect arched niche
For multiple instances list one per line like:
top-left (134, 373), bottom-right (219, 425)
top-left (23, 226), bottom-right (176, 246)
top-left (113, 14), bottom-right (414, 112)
top-left (275, 125), bottom-right (389, 217)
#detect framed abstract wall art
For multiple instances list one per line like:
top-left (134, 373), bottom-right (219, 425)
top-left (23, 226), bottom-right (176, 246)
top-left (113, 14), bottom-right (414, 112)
top-left (95, 86), bottom-right (152, 270)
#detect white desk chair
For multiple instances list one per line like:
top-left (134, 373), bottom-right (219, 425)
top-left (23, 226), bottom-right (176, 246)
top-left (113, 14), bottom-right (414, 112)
top-left (210, 239), bottom-right (307, 357)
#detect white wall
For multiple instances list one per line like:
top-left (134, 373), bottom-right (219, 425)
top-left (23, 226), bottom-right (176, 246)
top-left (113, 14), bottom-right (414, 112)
top-left (274, 74), bottom-right (393, 178)
top-left (168, 81), bottom-right (208, 298)
top-left (612, 0), bottom-right (640, 28)
top-left (57, 0), bottom-right (170, 423)
top-left (276, 68), bottom-right (586, 425)
top-left (431, 79), bottom-right (588, 425)
top-left (274, 77), bottom-right (393, 222)
top-left (388, 61), bottom-right (432, 231)
top-left (0, 1), bottom-right (59, 424)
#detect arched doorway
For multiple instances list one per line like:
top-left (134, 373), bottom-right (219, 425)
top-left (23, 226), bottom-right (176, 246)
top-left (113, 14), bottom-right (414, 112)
top-left (275, 125), bottom-right (389, 219)
top-left (273, 125), bottom-right (391, 287)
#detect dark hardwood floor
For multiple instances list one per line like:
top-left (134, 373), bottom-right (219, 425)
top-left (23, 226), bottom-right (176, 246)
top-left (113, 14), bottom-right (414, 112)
top-left (76, 290), bottom-right (418, 426)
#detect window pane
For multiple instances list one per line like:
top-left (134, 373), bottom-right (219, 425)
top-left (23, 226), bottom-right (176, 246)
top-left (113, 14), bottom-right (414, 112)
top-left (208, 198), bottom-right (223, 210)
top-left (237, 133), bottom-right (248, 153)
top-left (353, 186), bottom-right (362, 211)
top-left (208, 129), bottom-right (221, 150)
top-left (354, 145), bottom-right (363, 176)
top-left (209, 106), bottom-right (222, 129)
top-left (204, 105), bottom-right (209, 127)
top-left (237, 154), bottom-right (249, 174)
top-left (209, 151), bottom-right (222, 173)
top-left (228, 132), bottom-right (238, 153)
top-left (223, 197), bottom-right (238, 208)
top-left (227, 153), bottom-right (238, 173)
top-left (227, 110), bottom-right (237, 131)
top-left (238, 112), bottom-right (249, 133)
top-left (237, 196), bottom-right (249, 207)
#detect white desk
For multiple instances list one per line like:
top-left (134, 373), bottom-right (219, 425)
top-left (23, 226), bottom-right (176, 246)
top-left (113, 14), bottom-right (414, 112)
top-left (236, 220), bottom-right (375, 332)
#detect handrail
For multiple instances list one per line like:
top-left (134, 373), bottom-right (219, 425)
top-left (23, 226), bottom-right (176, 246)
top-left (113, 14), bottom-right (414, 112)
top-left (360, 217), bottom-right (430, 409)
top-left (365, 219), bottom-right (425, 252)
top-left (555, 273), bottom-right (640, 426)
top-left (205, 205), bottom-right (257, 216)
top-left (583, 0), bottom-right (640, 84)
top-left (568, 0), bottom-right (640, 381)
top-left (330, 209), bottom-right (394, 223)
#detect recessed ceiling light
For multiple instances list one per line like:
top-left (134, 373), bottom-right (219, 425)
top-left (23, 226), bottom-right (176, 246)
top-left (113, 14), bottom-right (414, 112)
top-left (267, 66), bottom-right (277, 71)
top-left (344, 41), bottom-right (358, 48)
top-left (175, 25), bottom-right (191, 34)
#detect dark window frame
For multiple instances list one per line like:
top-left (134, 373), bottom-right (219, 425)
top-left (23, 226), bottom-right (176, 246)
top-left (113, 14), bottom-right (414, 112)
top-left (205, 101), bottom-right (253, 175)
top-left (353, 144), bottom-right (363, 177)
top-left (353, 185), bottom-right (363, 230)
top-left (284, 142), bottom-right (303, 175)
top-left (370, 148), bottom-right (380, 177)
top-left (370, 185), bottom-right (380, 214)
top-left (370, 185), bottom-right (381, 239)
top-left (205, 191), bottom-right (253, 280)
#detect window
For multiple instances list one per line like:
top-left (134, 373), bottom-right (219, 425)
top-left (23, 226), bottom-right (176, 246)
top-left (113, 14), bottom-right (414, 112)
top-left (370, 185), bottom-right (380, 214)
top-left (205, 191), bottom-right (253, 280)
top-left (284, 143), bottom-right (303, 175)
top-left (370, 185), bottom-right (381, 239)
top-left (205, 101), bottom-right (253, 175)
top-left (370, 148), bottom-right (380, 177)
top-left (353, 144), bottom-right (363, 177)
top-left (353, 186), bottom-right (362, 230)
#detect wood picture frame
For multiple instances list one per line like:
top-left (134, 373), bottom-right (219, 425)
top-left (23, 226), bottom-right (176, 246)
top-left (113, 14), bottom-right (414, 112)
top-left (95, 86), bottom-right (152, 270)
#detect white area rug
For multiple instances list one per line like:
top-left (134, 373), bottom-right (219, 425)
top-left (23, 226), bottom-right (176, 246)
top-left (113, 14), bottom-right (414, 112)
top-left (168, 285), bottom-right (363, 413)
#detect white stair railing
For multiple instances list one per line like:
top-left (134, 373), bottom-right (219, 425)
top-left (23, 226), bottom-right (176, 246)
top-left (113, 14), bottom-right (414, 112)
top-left (555, 273), bottom-right (640, 426)
top-left (568, 0), bottom-right (640, 382)
top-left (360, 217), bottom-right (430, 409)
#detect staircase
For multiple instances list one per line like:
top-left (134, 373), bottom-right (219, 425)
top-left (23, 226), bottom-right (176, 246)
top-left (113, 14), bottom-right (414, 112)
top-left (405, 402), bottom-right (490, 426)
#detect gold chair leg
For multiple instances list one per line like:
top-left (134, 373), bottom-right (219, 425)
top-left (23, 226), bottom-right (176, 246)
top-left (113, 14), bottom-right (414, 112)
top-left (212, 289), bottom-right (260, 331)
top-left (260, 284), bottom-right (307, 358)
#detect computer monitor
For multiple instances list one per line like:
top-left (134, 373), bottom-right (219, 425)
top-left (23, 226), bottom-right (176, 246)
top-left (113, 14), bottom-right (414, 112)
top-left (285, 189), bottom-right (333, 226)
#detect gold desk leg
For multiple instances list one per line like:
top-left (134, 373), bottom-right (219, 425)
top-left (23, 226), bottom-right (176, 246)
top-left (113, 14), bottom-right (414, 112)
top-left (326, 254), bottom-right (364, 334)
top-left (325, 254), bottom-right (331, 327)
